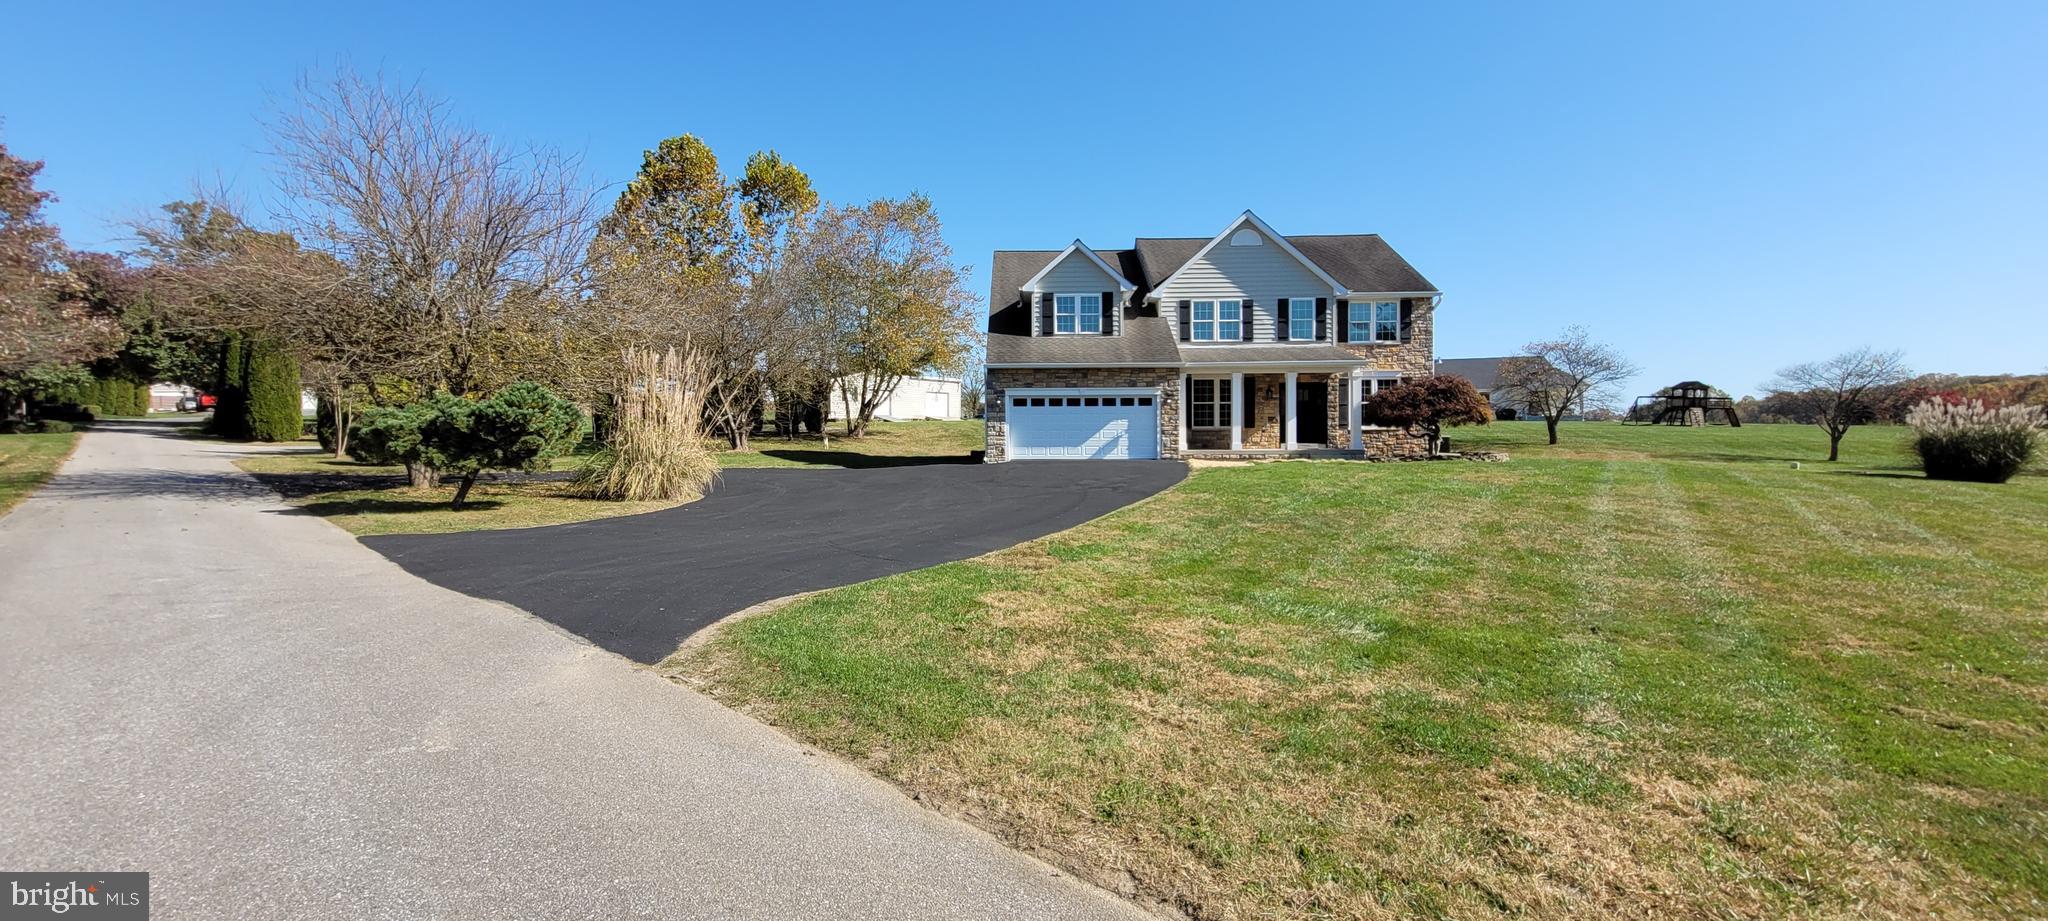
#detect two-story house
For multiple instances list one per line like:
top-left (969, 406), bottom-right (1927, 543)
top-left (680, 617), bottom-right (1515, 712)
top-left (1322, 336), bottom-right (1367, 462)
top-left (983, 211), bottom-right (1440, 461)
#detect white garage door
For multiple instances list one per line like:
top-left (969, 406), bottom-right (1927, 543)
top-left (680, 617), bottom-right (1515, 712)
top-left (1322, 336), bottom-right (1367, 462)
top-left (1007, 391), bottom-right (1159, 460)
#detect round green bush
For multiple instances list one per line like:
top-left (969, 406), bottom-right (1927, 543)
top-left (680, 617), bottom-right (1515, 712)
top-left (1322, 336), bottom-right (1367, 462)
top-left (36, 420), bottom-right (75, 434)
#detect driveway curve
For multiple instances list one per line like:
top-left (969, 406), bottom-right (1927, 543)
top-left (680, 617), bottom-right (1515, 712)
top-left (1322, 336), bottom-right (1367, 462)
top-left (364, 461), bottom-right (1186, 664)
top-left (0, 421), bottom-right (1150, 920)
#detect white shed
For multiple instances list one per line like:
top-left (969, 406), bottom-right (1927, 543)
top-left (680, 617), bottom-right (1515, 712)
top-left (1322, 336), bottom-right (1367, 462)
top-left (828, 374), bottom-right (963, 421)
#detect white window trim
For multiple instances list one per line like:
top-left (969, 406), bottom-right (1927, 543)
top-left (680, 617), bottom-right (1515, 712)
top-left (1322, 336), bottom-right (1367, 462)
top-left (1355, 373), bottom-right (1404, 429)
top-left (1187, 375), bottom-right (1234, 429)
top-left (1053, 292), bottom-right (1104, 335)
top-left (1285, 297), bottom-right (1317, 342)
top-left (1371, 300), bottom-right (1400, 342)
top-left (1187, 299), bottom-right (1243, 344)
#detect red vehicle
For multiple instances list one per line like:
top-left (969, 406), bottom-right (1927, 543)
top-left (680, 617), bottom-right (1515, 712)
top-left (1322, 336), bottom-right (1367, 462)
top-left (198, 393), bottom-right (218, 409)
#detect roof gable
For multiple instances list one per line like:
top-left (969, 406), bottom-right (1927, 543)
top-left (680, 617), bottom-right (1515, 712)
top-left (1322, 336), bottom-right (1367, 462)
top-left (1019, 239), bottom-right (1136, 292)
top-left (1146, 211), bottom-right (1345, 299)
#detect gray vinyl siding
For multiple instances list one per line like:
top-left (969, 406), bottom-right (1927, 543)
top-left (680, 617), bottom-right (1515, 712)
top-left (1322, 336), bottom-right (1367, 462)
top-left (1155, 226), bottom-right (1331, 344)
top-left (1031, 251), bottom-right (1123, 336)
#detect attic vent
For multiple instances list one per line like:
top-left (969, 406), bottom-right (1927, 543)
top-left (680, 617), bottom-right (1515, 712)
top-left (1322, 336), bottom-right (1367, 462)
top-left (1229, 228), bottom-right (1263, 246)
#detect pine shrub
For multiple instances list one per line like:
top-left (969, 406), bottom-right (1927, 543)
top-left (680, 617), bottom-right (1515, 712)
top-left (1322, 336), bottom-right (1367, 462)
top-left (348, 384), bottom-right (584, 507)
top-left (1907, 398), bottom-right (2044, 483)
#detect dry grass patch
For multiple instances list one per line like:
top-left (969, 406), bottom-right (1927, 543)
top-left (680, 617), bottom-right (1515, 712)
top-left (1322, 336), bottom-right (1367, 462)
top-left (681, 424), bottom-right (2046, 919)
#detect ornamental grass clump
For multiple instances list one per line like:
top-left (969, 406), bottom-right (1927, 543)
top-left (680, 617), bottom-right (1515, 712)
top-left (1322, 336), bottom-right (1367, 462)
top-left (1906, 397), bottom-right (2044, 483)
top-left (580, 346), bottom-right (719, 502)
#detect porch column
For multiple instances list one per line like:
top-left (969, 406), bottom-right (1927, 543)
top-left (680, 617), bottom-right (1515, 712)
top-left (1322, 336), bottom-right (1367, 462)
top-left (1283, 371), bottom-right (1298, 450)
top-left (1177, 376), bottom-right (1189, 457)
top-left (1348, 369), bottom-right (1365, 451)
top-left (1229, 371), bottom-right (1244, 451)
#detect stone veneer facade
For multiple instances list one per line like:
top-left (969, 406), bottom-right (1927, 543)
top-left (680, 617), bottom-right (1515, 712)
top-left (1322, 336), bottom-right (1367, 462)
top-left (983, 367), bottom-right (1182, 462)
top-left (985, 300), bottom-right (1438, 461)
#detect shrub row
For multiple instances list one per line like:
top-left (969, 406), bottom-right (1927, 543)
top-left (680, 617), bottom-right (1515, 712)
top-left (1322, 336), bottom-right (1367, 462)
top-left (43, 377), bottom-right (148, 417)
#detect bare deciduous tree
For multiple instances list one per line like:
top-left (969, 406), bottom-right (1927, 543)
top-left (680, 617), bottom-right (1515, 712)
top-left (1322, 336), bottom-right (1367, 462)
top-left (1494, 326), bottom-right (1638, 444)
top-left (1764, 347), bottom-right (1911, 461)
top-left (266, 68), bottom-right (596, 401)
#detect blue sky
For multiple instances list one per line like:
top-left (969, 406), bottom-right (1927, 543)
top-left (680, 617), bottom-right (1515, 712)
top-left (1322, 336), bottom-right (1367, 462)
top-left (5, 0), bottom-right (2042, 399)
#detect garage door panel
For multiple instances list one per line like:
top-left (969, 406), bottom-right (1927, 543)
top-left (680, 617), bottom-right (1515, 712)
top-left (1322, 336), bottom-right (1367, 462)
top-left (1009, 392), bottom-right (1158, 460)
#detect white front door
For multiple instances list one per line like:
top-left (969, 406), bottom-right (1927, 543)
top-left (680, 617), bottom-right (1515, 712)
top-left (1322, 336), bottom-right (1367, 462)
top-left (1006, 391), bottom-right (1159, 460)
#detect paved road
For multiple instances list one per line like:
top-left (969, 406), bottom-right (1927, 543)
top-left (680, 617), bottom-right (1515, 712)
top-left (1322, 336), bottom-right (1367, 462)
top-left (366, 461), bottom-right (1185, 664)
top-left (0, 422), bottom-right (1146, 920)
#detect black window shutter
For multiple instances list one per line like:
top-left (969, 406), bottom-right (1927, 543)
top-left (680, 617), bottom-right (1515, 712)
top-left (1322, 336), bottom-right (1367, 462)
top-left (1336, 300), bottom-right (1350, 343)
top-left (1276, 299), bottom-right (1290, 341)
top-left (1315, 297), bottom-right (1329, 341)
top-left (1400, 298), bottom-right (1415, 341)
top-left (1039, 293), bottom-right (1054, 336)
top-left (1243, 375), bottom-right (1255, 429)
top-left (1101, 291), bottom-right (1115, 335)
top-left (1241, 299), bottom-right (1255, 341)
top-left (1178, 300), bottom-right (1191, 341)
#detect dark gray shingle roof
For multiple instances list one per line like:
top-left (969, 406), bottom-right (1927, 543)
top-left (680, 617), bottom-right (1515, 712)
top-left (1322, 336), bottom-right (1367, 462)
top-left (1180, 344), bottom-right (1364, 365)
top-left (988, 230), bottom-right (1435, 366)
top-left (988, 249), bottom-right (1181, 365)
top-left (1435, 357), bottom-right (1514, 392)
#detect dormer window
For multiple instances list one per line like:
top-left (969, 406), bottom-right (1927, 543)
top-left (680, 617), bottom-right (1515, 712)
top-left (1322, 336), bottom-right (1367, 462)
top-left (1054, 293), bottom-right (1102, 334)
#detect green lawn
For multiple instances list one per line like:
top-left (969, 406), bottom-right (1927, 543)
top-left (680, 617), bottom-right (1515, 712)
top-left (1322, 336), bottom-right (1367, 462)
top-left (680, 422), bottom-right (2047, 920)
top-left (234, 420), bottom-right (983, 535)
top-left (719, 420), bottom-right (984, 467)
top-left (233, 445), bottom-right (679, 536)
top-left (0, 431), bottom-right (81, 516)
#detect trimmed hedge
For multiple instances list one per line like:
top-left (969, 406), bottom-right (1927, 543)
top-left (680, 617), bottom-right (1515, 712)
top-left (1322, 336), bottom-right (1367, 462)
top-left (45, 377), bottom-right (146, 418)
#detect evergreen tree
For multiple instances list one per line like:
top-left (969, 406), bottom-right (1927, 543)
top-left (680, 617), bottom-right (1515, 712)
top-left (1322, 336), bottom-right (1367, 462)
top-left (211, 331), bottom-right (251, 439)
top-left (242, 337), bottom-right (301, 441)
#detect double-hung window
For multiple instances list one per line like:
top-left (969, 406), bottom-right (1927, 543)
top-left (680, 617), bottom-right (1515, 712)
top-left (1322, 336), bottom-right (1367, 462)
top-left (1188, 377), bottom-right (1232, 428)
top-left (1287, 298), bottom-right (1315, 341)
top-left (1189, 300), bottom-right (1242, 341)
top-left (1372, 301), bottom-right (1400, 341)
top-left (1054, 293), bottom-right (1102, 334)
top-left (1357, 376), bottom-right (1403, 426)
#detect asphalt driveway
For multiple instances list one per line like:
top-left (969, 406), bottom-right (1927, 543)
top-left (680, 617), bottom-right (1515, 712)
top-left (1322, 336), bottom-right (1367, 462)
top-left (363, 461), bottom-right (1185, 663)
top-left (3, 421), bottom-right (1152, 919)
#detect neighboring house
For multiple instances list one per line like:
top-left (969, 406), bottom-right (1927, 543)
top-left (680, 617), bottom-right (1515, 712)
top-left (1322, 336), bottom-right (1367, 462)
top-left (827, 374), bottom-right (964, 422)
top-left (147, 382), bottom-right (195, 412)
top-left (1434, 357), bottom-right (1584, 420)
top-left (984, 210), bottom-right (1440, 461)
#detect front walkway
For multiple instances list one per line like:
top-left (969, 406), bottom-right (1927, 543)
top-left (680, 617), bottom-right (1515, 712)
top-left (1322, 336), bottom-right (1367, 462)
top-left (0, 422), bottom-right (1144, 920)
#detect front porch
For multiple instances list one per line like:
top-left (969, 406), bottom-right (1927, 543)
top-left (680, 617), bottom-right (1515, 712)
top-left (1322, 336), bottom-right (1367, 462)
top-left (1182, 446), bottom-right (1366, 461)
top-left (1179, 367), bottom-right (1385, 454)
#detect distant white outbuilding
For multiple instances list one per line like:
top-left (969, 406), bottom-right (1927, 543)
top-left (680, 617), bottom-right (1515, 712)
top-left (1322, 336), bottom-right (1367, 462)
top-left (827, 374), bottom-right (963, 422)
top-left (147, 382), bottom-right (195, 412)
